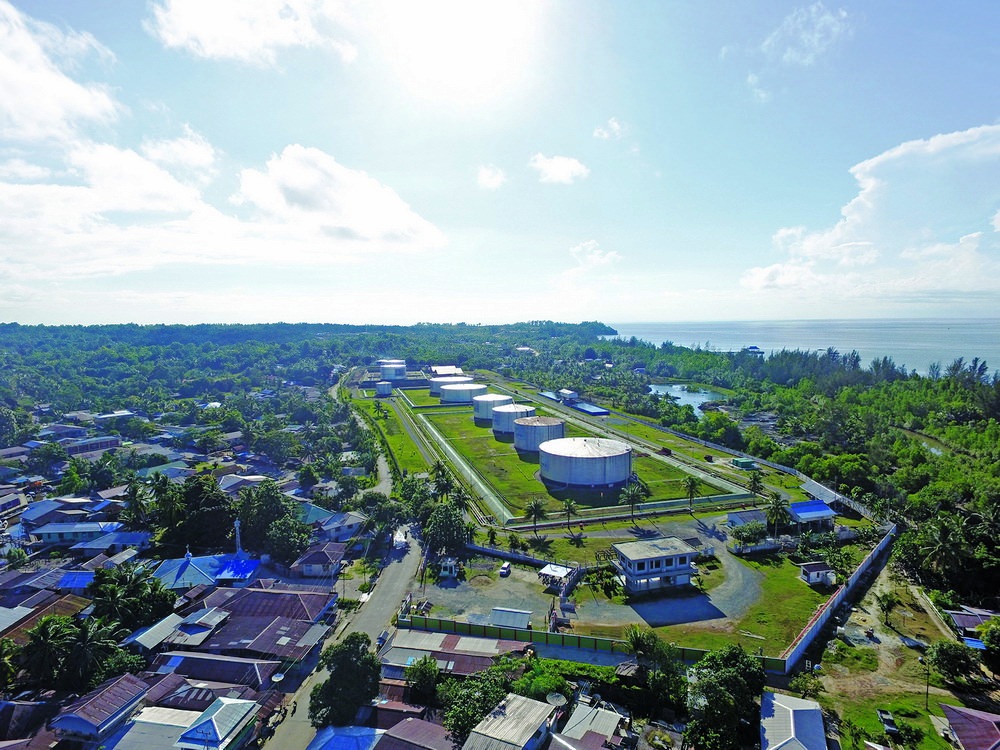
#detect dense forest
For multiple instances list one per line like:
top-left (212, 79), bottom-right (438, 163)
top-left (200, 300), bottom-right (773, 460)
top-left (1, 321), bottom-right (997, 607)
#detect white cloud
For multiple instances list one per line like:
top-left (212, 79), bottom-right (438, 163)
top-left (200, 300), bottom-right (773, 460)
top-left (0, 158), bottom-right (51, 180)
top-left (741, 124), bottom-right (1000, 312)
top-left (761, 2), bottom-right (851, 67)
top-left (746, 73), bottom-right (771, 103)
top-left (477, 164), bottom-right (506, 190)
top-left (568, 240), bottom-right (622, 270)
top-left (141, 125), bottom-right (219, 185)
top-left (145, 0), bottom-right (357, 66)
top-left (528, 153), bottom-right (590, 184)
top-left (593, 117), bottom-right (625, 140)
top-left (233, 144), bottom-right (444, 245)
top-left (0, 0), bottom-right (119, 141)
top-left (557, 240), bottom-right (623, 302)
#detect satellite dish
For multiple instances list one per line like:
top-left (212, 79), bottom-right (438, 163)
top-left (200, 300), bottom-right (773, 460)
top-left (271, 673), bottom-right (285, 684)
top-left (546, 692), bottom-right (567, 707)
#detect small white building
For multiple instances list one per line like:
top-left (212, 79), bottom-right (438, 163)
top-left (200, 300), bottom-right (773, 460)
top-left (799, 561), bottom-right (836, 586)
top-left (611, 537), bottom-right (697, 594)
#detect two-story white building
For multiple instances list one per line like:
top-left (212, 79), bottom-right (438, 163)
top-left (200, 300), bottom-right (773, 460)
top-left (611, 536), bottom-right (697, 594)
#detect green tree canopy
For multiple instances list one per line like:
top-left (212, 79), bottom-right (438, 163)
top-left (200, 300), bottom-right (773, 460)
top-left (422, 501), bottom-right (466, 555)
top-left (309, 632), bottom-right (381, 727)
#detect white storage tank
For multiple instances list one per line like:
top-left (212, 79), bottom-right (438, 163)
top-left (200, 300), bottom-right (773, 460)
top-left (440, 383), bottom-right (488, 403)
top-left (473, 394), bottom-right (513, 421)
top-left (491, 404), bottom-right (536, 434)
top-left (375, 381), bottom-right (392, 397)
top-left (513, 416), bottom-right (565, 451)
top-left (429, 375), bottom-right (474, 396)
top-left (539, 437), bottom-right (633, 487)
top-left (380, 361), bottom-right (407, 381)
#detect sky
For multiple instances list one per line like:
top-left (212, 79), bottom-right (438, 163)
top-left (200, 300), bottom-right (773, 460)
top-left (1, 0), bottom-right (998, 326)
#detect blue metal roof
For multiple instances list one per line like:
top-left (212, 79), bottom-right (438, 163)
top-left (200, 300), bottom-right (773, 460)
top-left (58, 571), bottom-right (96, 590)
top-left (571, 401), bottom-right (610, 416)
top-left (789, 500), bottom-right (837, 522)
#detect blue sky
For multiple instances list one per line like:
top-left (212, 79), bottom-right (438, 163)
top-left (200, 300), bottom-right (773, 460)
top-left (1, 1), bottom-right (998, 325)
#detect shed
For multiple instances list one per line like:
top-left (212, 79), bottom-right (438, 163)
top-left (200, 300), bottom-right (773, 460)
top-left (732, 458), bottom-right (756, 470)
top-left (489, 608), bottom-right (532, 629)
top-left (799, 561), bottom-right (836, 586)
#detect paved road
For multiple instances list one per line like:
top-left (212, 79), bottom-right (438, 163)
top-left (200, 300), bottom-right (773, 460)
top-left (264, 535), bottom-right (422, 750)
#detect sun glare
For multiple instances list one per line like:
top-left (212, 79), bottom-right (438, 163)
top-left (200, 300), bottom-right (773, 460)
top-left (373, 0), bottom-right (545, 108)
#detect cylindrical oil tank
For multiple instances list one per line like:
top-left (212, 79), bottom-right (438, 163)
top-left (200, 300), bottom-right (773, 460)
top-left (429, 375), bottom-right (474, 396)
top-left (375, 381), bottom-right (392, 397)
top-left (491, 404), bottom-right (536, 434)
top-left (473, 394), bottom-right (513, 421)
top-left (538, 437), bottom-right (632, 486)
top-left (513, 416), bottom-right (565, 451)
top-left (380, 362), bottom-right (407, 381)
top-left (440, 383), bottom-right (488, 403)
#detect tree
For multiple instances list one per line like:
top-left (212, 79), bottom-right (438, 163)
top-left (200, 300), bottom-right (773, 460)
top-left (980, 617), bottom-right (1000, 673)
top-left (525, 498), bottom-right (547, 535)
top-left (88, 562), bottom-right (176, 631)
top-left (623, 624), bottom-right (659, 664)
top-left (0, 638), bottom-right (19, 693)
top-left (685, 645), bottom-right (765, 750)
top-left (730, 521), bottom-right (767, 546)
top-left (309, 632), bottom-right (380, 726)
top-left (235, 480), bottom-right (311, 563)
top-left (440, 662), bottom-right (511, 743)
top-left (683, 475), bottom-right (701, 513)
top-left (764, 491), bottom-right (791, 538)
top-left (4, 547), bottom-right (28, 571)
top-left (562, 498), bottom-right (579, 532)
top-left (423, 501), bottom-right (466, 555)
top-left (161, 474), bottom-right (235, 549)
top-left (788, 670), bottom-right (825, 698)
top-left (618, 482), bottom-right (646, 522)
top-left (20, 615), bottom-right (75, 687)
top-left (63, 617), bottom-right (126, 691)
top-left (405, 654), bottom-right (439, 705)
top-left (120, 476), bottom-right (152, 530)
top-left (748, 469), bottom-right (764, 496)
top-left (874, 591), bottom-right (901, 626)
top-left (925, 640), bottom-right (980, 683)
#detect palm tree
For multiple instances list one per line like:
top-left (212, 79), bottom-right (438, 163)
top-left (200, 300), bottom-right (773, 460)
top-left (120, 476), bottom-right (151, 530)
top-left (747, 469), bottom-right (764, 497)
top-left (919, 513), bottom-right (969, 581)
top-left (450, 486), bottom-right (470, 512)
top-left (764, 491), bottom-right (791, 538)
top-left (432, 470), bottom-right (454, 501)
top-left (21, 614), bottom-right (75, 687)
top-left (683, 475), bottom-right (700, 513)
top-left (525, 498), bottom-right (547, 535)
top-left (623, 624), bottom-right (659, 665)
top-left (618, 482), bottom-right (645, 523)
top-left (562, 499), bottom-right (579, 532)
top-left (64, 617), bottom-right (126, 690)
top-left (0, 638), bottom-right (19, 693)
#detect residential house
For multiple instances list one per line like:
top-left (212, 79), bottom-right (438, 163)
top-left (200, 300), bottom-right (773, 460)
top-left (941, 704), bottom-right (1000, 750)
top-left (314, 510), bottom-right (368, 543)
top-left (760, 691), bottom-right (827, 750)
top-left (192, 584), bottom-right (336, 624)
top-left (463, 693), bottom-right (554, 750)
top-left (379, 631), bottom-right (525, 683)
top-left (945, 607), bottom-right (998, 638)
top-left (727, 509), bottom-right (767, 528)
top-left (32, 521), bottom-right (123, 546)
top-left (290, 542), bottom-right (346, 578)
top-left (63, 435), bottom-right (123, 457)
top-left (70, 530), bottom-right (152, 556)
top-left (611, 537), bottom-right (697, 594)
top-left (375, 717), bottom-right (452, 750)
top-left (174, 696), bottom-right (260, 750)
top-left (48, 673), bottom-right (149, 745)
top-left (147, 651), bottom-right (280, 691)
top-left (552, 701), bottom-right (631, 750)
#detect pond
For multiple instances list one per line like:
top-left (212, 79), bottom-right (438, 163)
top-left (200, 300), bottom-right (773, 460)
top-left (649, 383), bottom-right (726, 415)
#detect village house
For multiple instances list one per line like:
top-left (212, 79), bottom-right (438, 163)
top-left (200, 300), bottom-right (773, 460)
top-left (611, 537), bottom-right (697, 595)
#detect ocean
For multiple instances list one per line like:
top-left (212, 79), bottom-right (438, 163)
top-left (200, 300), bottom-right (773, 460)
top-left (606, 319), bottom-right (1000, 375)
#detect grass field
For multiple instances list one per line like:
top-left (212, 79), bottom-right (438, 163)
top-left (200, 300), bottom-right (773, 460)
top-left (656, 555), bottom-right (829, 652)
top-left (355, 398), bottom-right (429, 475)
top-left (426, 410), bottom-right (727, 516)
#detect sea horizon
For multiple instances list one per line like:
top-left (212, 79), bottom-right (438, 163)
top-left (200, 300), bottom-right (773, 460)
top-left (606, 318), bottom-right (1000, 375)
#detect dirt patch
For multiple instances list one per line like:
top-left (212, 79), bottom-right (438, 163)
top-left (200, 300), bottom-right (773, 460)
top-left (469, 575), bottom-right (492, 587)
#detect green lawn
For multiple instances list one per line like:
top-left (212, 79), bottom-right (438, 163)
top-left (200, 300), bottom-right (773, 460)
top-left (426, 411), bottom-right (727, 517)
top-left (355, 399), bottom-right (429, 475)
top-left (656, 555), bottom-right (829, 653)
top-left (820, 691), bottom-right (956, 750)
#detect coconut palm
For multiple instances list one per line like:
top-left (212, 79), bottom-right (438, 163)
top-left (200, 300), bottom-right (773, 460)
top-left (119, 476), bottom-right (152, 530)
top-left (64, 617), bottom-right (127, 690)
top-left (618, 482), bottom-right (646, 523)
top-left (623, 624), bottom-right (659, 665)
top-left (0, 637), bottom-right (19, 693)
top-left (21, 614), bottom-right (75, 687)
top-left (525, 498), bottom-right (547, 535)
top-left (432, 470), bottom-right (454, 501)
top-left (562, 499), bottom-right (579, 532)
top-left (683, 475), bottom-right (700, 513)
top-left (747, 469), bottom-right (764, 497)
top-left (919, 513), bottom-right (969, 581)
top-left (764, 491), bottom-right (791, 538)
